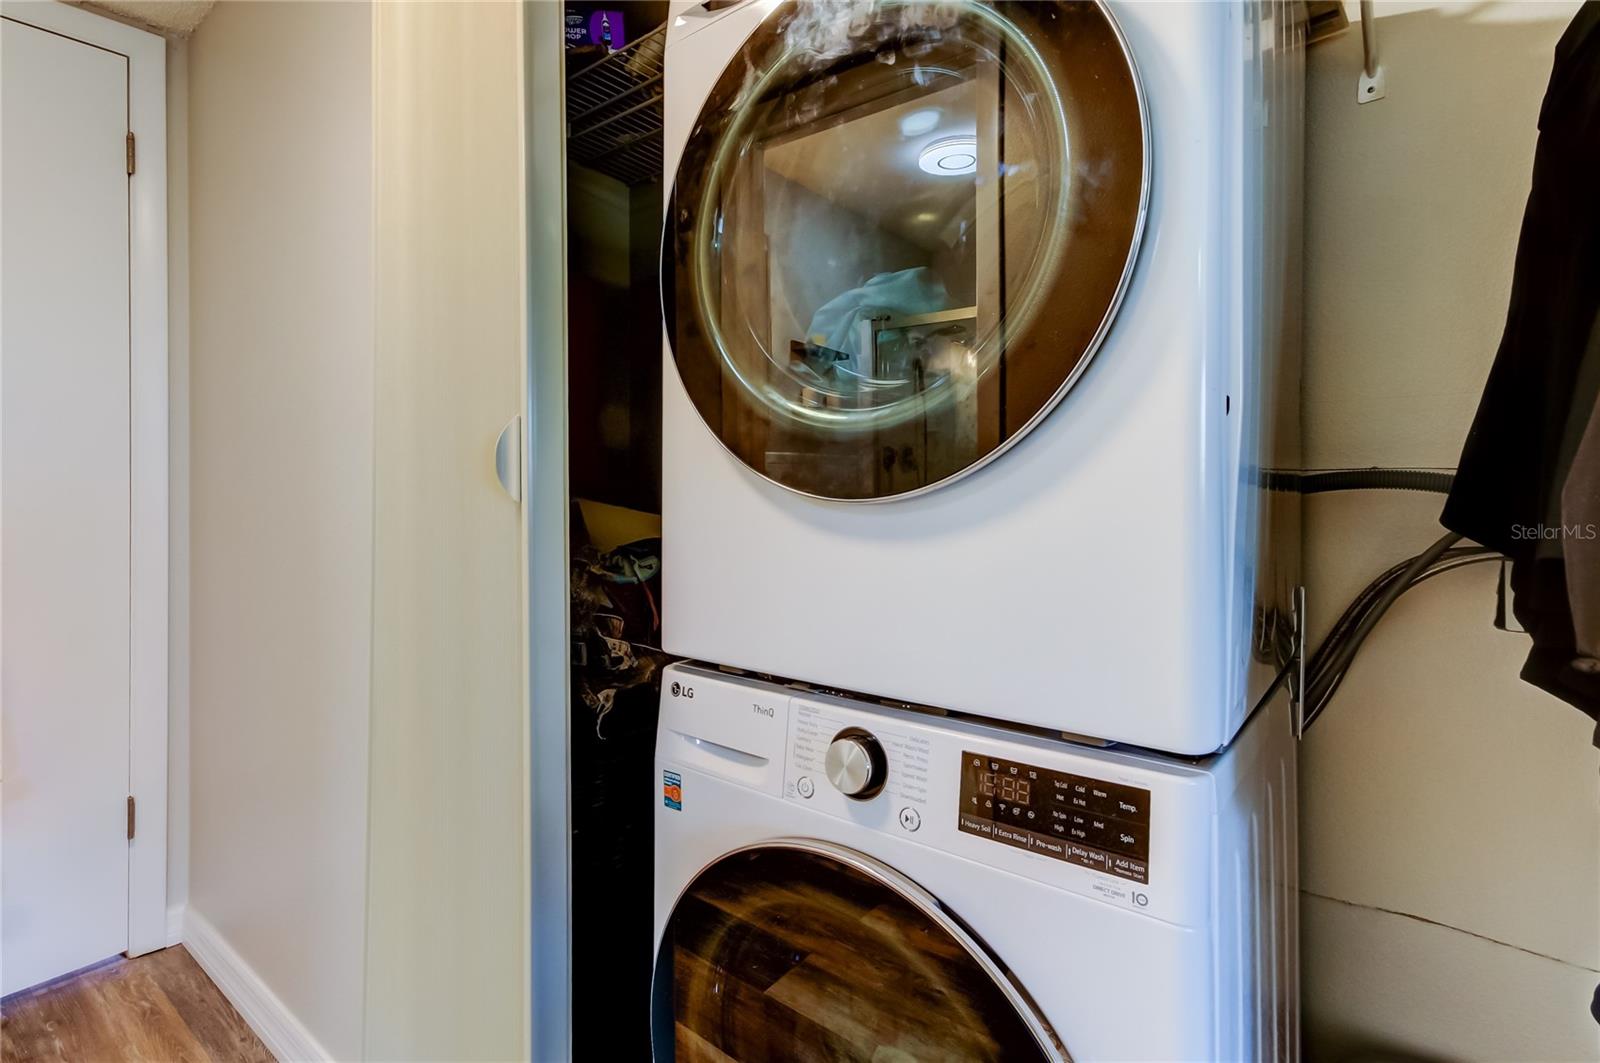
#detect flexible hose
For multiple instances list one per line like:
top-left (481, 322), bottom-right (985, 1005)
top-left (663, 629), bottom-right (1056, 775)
top-left (1307, 546), bottom-right (1490, 694)
top-left (1305, 532), bottom-right (1463, 716)
top-left (1264, 469), bottom-right (1456, 495)
top-left (1304, 552), bottom-right (1500, 729)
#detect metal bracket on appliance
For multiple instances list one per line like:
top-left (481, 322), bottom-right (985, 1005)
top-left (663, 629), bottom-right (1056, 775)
top-left (1357, 0), bottom-right (1387, 104)
top-left (1291, 584), bottom-right (1308, 739)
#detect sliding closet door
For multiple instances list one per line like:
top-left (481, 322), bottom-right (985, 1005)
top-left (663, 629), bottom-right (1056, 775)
top-left (367, 3), bottom-right (529, 1059)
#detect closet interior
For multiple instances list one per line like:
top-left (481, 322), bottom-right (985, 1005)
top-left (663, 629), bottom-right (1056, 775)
top-left (563, 4), bottom-right (670, 1059)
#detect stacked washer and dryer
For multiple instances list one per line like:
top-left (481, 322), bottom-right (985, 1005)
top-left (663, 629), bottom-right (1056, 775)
top-left (653, 1), bottom-right (1306, 1059)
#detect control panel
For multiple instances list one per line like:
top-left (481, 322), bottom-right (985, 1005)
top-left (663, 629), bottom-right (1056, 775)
top-left (785, 701), bottom-right (933, 835)
top-left (659, 664), bottom-right (1207, 924)
top-left (957, 752), bottom-right (1151, 883)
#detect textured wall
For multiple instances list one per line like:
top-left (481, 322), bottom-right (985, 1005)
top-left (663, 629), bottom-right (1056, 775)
top-left (1300, 4), bottom-right (1600, 1059)
top-left (77, 1), bottom-right (214, 38)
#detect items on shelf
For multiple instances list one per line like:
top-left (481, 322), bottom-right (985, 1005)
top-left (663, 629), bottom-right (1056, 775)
top-left (566, 22), bottom-right (665, 186)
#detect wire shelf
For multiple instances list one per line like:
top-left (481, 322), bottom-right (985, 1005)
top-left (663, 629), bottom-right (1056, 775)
top-left (567, 23), bottom-right (666, 186)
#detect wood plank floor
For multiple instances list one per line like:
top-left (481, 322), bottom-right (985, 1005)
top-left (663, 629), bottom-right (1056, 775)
top-left (0, 945), bottom-right (273, 1063)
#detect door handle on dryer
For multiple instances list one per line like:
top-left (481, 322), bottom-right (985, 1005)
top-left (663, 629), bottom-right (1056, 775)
top-left (494, 415), bottom-right (522, 502)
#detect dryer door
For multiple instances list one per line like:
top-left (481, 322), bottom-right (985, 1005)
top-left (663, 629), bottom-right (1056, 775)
top-left (663, 0), bottom-right (1146, 501)
top-left (651, 840), bottom-right (1066, 1061)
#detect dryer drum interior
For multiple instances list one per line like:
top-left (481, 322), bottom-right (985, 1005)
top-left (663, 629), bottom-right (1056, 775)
top-left (663, 0), bottom-right (1147, 501)
top-left (650, 841), bottom-right (1065, 1062)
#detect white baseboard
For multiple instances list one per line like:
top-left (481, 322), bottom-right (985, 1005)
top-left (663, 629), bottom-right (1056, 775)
top-left (166, 903), bottom-right (184, 947)
top-left (182, 909), bottom-right (332, 1063)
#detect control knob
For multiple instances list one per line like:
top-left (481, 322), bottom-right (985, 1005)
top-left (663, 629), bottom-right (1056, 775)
top-left (825, 728), bottom-right (888, 800)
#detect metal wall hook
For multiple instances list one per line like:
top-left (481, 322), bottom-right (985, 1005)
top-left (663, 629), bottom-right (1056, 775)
top-left (1358, 0), bottom-right (1387, 104)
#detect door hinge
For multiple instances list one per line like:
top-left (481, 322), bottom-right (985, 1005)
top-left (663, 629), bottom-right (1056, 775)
top-left (127, 795), bottom-right (136, 840)
top-left (126, 132), bottom-right (135, 176)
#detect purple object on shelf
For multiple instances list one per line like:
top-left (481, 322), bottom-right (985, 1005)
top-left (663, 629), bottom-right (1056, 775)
top-left (589, 10), bottom-right (626, 51)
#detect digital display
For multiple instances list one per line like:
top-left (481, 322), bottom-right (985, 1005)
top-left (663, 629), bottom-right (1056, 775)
top-left (956, 751), bottom-right (1152, 884)
top-left (977, 771), bottom-right (1031, 806)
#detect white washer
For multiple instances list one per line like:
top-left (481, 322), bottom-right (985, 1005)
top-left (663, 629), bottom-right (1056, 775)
top-left (661, 0), bottom-right (1306, 754)
top-left (652, 664), bottom-right (1298, 1061)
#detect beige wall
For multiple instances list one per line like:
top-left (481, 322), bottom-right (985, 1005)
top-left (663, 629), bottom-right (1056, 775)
top-left (1302, 4), bottom-right (1599, 1059)
top-left (186, 3), bottom-right (373, 1059)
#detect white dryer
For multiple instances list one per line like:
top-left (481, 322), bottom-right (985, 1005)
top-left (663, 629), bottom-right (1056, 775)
top-left (660, 0), bottom-right (1306, 754)
top-left (652, 664), bottom-right (1298, 1061)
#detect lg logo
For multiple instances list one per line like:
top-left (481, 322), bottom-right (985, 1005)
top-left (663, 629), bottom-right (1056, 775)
top-left (671, 681), bottom-right (694, 699)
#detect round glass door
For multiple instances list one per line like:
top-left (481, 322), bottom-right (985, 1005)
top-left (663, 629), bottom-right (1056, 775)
top-left (651, 842), bottom-right (1065, 1061)
top-left (663, 0), bottom-right (1146, 501)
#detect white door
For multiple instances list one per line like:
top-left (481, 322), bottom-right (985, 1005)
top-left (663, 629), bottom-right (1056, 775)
top-left (1, 15), bottom-right (134, 995)
top-left (365, 3), bottom-right (528, 1059)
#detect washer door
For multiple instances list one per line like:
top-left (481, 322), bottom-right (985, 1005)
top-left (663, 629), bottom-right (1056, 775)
top-left (651, 840), bottom-right (1066, 1061)
top-left (663, 0), bottom-right (1146, 501)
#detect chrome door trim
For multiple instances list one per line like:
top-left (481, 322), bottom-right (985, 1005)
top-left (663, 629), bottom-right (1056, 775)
top-left (651, 836), bottom-right (1072, 1061)
top-left (664, 0), bottom-right (1152, 505)
top-left (523, 2), bottom-right (572, 1059)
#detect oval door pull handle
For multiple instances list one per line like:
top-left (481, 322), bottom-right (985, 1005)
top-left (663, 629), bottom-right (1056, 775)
top-left (494, 415), bottom-right (522, 503)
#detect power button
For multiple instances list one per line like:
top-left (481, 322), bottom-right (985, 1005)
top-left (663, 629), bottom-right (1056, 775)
top-left (796, 776), bottom-right (815, 799)
top-left (898, 806), bottom-right (921, 832)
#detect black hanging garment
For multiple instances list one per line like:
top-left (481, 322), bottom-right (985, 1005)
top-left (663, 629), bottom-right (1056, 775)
top-left (1442, 2), bottom-right (1600, 738)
